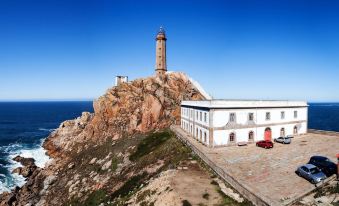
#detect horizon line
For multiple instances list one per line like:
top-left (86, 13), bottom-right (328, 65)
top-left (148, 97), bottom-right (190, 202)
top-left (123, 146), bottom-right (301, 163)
top-left (0, 98), bottom-right (95, 102)
top-left (0, 99), bottom-right (339, 103)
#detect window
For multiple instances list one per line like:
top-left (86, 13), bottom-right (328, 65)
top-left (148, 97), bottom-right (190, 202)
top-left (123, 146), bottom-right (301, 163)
top-left (196, 128), bottom-right (198, 138)
top-left (248, 131), bottom-right (254, 141)
top-left (196, 111), bottom-right (198, 119)
top-left (280, 128), bottom-right (285, 137)
top-left (200, 112), bottom-right (202, 121)
top-left (204, 113), bottom-right (207, 122)
top-left (200, 130), bottom-right (202, 140)
top-left (204, 132), bottom-right (207, 142)
top-left (229, 113), bottom-right (236, 122)
top-left (294, 111), bottom-right (298, 118)
top-left (229, 133), bottom-right (235, 142)
top-left (266, 112), bottom-right (271, 120)
top-left (281, 111), bottom-right (285, 119)
top-left (248, 113), bottom-right (254, 121)
top-left (301, 166), bottom-right (308, 172)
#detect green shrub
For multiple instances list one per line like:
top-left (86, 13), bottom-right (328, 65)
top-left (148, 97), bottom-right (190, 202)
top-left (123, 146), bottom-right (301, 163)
top-left (182, 200), bottom-right (192, 206)
top-left (202, 192), bottom-right (209, 200)
top-left (129, 130), bottom-right (172, 161)
top-left (111, 173), bottom-right (147, 199)
top-left (82, 189), bottom-right (107, 206)
top-left (111, 158), bottom-right (118, 172)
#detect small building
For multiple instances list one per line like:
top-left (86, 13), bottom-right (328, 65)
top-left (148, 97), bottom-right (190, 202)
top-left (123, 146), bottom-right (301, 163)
top-left (115, 76), bottom-right (128, 86)
top-left (180, 100), bottom-right (308, 147)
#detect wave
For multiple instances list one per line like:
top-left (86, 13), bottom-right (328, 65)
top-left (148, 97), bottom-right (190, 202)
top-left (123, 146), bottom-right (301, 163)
top-left (38, 128), bottom-right (55, 132)
top-left (0, 139), bottom-right (51, 194)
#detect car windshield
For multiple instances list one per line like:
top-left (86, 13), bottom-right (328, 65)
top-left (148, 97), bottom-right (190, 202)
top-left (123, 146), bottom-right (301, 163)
top-left (310, 167), bottom-right (320, 174)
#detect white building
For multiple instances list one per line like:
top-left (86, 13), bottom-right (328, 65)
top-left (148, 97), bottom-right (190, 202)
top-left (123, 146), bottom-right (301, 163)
top-left (180, 100), bottom-right (308, 147)
top-left (115, 76), bottom-right (128, 86)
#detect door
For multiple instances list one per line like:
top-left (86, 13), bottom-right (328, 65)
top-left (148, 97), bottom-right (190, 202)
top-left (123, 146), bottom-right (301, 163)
top-left (264, 128), bottom-right (272, 141)
top-left (280, 128), bottom-right (285, 137)
top-left (294, 126), bottom-right (298, 135)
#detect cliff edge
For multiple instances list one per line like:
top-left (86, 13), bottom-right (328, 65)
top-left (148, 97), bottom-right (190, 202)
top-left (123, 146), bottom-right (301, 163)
top-left (0, 72), bottom-right (206, 206)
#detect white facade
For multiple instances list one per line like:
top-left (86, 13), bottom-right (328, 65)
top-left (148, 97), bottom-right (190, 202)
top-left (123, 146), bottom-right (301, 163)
top-left (115, 76), bottom-right (128, 86)
top-left (180, 100), bottom-right (308, 147)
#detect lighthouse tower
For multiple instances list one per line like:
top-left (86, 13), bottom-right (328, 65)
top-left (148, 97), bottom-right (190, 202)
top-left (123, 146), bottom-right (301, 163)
top-left (155, 27), bottom-right (167, 76)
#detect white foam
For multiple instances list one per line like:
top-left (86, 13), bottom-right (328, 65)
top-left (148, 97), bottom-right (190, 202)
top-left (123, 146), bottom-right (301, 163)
top-left (0, 139), bottom-right (52, 194)
top-left (0, 181), bottom-right (10, 193)
top-left (38, 128), bottom-right (55, 132)
top-left (8, 140), bottom-right (51, 168)
top-left (14, 146), bottom-right (50, 168)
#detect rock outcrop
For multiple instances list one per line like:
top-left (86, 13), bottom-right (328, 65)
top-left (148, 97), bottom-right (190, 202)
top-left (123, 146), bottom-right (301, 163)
top-left (0, 72), bottom-right (205, 206)
top-left (44, 72), bottom-right (203, 158)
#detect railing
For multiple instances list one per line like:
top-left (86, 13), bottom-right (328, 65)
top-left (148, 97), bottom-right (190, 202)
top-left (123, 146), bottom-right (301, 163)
top-left (170, 125), bottom-right (277, 206)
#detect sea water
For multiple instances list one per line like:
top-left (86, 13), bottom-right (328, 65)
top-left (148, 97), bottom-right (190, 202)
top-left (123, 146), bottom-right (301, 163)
top-left (0, 101), bottom-right (93, 193)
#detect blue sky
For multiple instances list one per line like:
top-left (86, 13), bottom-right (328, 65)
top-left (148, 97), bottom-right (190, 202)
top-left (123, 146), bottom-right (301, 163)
top-left (1, 0), bottom-right (339, 101)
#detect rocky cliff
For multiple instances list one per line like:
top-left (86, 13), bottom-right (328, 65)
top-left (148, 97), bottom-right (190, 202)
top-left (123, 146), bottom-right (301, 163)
top-left (0, 72), bottom-right (206, 206)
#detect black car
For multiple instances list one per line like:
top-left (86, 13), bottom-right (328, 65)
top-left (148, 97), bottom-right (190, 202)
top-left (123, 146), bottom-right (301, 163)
top-left (308, 156), bottom-right (337, 177)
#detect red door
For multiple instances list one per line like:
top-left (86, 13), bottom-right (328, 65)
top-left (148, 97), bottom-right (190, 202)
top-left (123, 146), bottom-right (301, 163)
top-left (264, 128), bottom-right (272, 141)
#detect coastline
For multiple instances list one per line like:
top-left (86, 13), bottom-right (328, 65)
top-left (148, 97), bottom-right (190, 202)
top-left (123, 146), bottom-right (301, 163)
top-left (0, 138), bottom-right (52, 194)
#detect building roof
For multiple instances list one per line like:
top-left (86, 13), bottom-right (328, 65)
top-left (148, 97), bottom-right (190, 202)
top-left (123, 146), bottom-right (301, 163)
top-left (181, 100), bottom-right (308, 109)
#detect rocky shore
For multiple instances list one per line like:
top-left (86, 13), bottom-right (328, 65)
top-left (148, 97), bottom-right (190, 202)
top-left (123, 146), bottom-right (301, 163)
top-left (0, 72), bottom-right (206, 206)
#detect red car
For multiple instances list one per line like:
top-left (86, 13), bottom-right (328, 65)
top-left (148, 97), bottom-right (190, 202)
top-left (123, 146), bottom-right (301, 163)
top-left (256, 140), bottom-right (274, 149)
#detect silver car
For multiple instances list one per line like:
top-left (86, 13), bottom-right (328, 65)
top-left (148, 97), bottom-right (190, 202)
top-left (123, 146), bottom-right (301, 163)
top-left (295, 164), bottom-right (327, 184)
top-left (274, 136), bottom-right (291, 144)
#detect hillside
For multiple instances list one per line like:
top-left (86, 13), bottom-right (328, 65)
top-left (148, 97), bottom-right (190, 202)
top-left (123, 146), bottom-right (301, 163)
top-left (0, 72), bottom-right (221, 205)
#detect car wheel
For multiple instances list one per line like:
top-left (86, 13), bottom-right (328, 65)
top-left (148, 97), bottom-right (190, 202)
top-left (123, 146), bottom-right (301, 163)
top-left (311, 179), bottom-right (316, 184)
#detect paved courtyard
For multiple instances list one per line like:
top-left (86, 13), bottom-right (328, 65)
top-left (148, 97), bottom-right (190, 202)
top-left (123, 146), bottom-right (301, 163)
top-left (172, 126), bottom-right (339, 205)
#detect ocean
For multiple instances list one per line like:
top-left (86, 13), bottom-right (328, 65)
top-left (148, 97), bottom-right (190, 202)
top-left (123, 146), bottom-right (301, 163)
top-left (0, 102), bottom-right (338, 193)
top-left (0, 101), bottom-right (93, 193)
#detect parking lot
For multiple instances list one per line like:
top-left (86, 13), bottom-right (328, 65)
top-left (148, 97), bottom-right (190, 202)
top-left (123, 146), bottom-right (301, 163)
top-left (173, 126), bottom-right (339, 205)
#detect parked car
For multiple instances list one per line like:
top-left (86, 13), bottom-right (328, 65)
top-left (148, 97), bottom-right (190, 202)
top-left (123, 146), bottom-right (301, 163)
top-left (295, 164), bottom-right (327, 184)
top-left (308, 156), bottom-right (337, 177)
top-left (274, 137), bottom-right (291, 144)
top-left (256, 140), bottom-right (273, 149)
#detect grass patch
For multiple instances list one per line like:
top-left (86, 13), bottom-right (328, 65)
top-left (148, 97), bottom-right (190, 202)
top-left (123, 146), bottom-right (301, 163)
top-left (182, 200), bottom-right (192, 206)
top-left (111, 172), bottom-right (147, 199)
top-left (82, 189), bottom-right (107, 206)
top-left (111, 157), bottom-right (118, 172)
top-left (129, 130), bottom-right (172, 161)
top-left (215, 189), bottom-right (253, 206)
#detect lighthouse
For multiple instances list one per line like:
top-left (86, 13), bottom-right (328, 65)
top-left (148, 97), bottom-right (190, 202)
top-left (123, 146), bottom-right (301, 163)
top-left (155, 27), bottom-right (167, 76)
